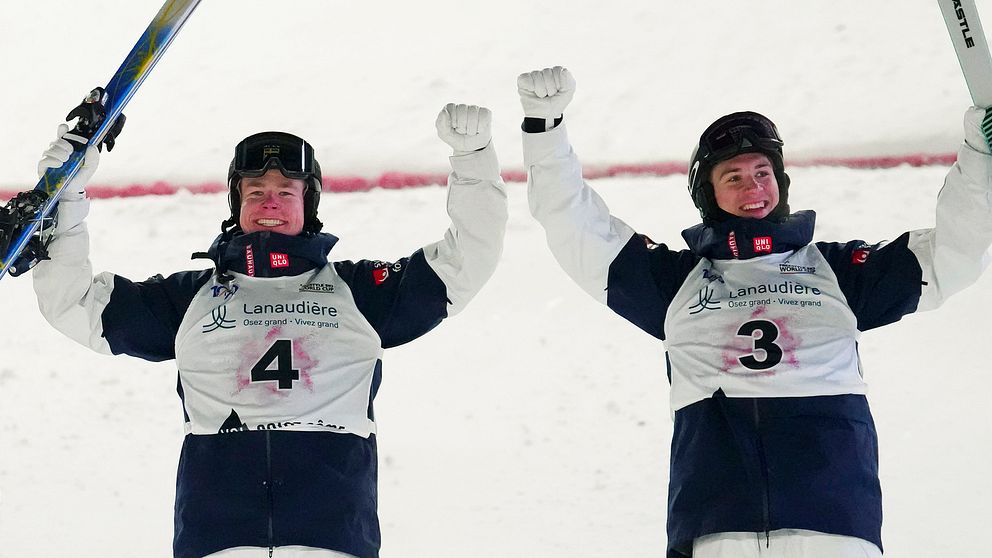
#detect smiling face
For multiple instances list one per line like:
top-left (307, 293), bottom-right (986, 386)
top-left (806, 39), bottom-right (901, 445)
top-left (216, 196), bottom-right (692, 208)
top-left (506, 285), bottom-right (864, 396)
top-left (238, 169), bottom-right (307, 236)
top-left (710, 152), bottom-right (780, 219)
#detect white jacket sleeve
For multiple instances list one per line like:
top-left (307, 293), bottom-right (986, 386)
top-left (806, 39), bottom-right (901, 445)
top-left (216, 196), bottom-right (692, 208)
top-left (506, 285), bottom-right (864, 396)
top-left (423, 142), bottom-right (508, 316)
top-left (523, 124), bottom-right (636, 303)
top-left (31, 198), bottom-right (115, 353)
top-left (908, 108), bottom-right (992, 312)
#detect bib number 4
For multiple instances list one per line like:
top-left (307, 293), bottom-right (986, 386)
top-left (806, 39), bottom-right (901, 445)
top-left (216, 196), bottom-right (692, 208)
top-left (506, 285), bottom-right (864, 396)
top-left (736, 319), bottom-right (783, 371)
top-left (251, 339), bottom-right (300, 389)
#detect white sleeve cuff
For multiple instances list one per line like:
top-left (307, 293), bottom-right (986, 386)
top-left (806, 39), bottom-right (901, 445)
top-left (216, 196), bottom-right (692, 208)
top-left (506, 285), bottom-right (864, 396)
top-left (449, 142), bottom-right (501, 181)
top-left (522, 123), bottom-right (572, 168)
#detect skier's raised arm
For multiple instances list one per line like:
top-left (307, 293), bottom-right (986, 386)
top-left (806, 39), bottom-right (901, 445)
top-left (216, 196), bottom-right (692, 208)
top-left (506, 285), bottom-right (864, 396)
top-left (31, 124), bottom-right (119, 354)
top-left (335, 103), bottom-right (508, 348)
top-left (424, 103), bottom-right (508, 317)
top-left (519, 67), bottom-right (698, 340)
top-left (906, 106), bottom-right (992, 311)
top-left (518, 67), bottom-right (639, 303)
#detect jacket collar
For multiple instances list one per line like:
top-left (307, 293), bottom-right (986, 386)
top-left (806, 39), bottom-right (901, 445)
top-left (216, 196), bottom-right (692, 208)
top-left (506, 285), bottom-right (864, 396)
top-left (206, 231), bottom-right (338, 278)
top-left (681, 210), bottom-right (815, 260)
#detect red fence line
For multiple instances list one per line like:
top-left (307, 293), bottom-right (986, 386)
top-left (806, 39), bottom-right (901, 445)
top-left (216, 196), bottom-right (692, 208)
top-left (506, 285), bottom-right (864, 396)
top-left (0, 153), bottom-right (959, 201)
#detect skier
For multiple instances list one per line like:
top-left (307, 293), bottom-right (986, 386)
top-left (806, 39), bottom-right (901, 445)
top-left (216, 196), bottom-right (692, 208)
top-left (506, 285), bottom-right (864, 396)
top-left (31, 103), bottom-right (508, 558)
top-left (517, 66), bottom-right (992, 557)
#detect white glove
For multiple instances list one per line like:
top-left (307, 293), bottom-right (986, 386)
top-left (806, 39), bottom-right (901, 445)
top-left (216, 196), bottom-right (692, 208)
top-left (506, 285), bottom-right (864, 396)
top-left (37, 123), bottom-right (99, 201)
top-left (963, 106), bottom-right (992, 155)
top-left (517, 66), bottom-right (576, 119)
top-left (436, 103), bottom-right (493, 154)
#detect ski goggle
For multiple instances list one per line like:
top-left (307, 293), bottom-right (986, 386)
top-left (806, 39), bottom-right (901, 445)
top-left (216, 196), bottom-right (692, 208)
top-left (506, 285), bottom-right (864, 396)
top-left (231, 131), bottom-right (317, 179)
top-left (696, 114), bottom-right (784, 165)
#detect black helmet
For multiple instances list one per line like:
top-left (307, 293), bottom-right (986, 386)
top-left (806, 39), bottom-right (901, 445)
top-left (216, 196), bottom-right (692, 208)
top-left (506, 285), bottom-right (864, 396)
top-left (687, 111), bottom-right (791, 223)
top-left (223, 131), bottom-right (323, 235)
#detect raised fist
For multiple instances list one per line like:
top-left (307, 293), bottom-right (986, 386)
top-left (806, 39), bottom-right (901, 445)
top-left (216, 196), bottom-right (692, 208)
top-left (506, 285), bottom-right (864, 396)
top-left (517, 66), bottom-right (576, 119)
top-left (436, 103), bottom-right (493, 153)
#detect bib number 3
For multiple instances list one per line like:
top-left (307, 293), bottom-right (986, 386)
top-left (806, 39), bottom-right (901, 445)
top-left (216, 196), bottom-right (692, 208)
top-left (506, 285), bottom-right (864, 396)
top-left (736, 319), bottom-right (783, 371)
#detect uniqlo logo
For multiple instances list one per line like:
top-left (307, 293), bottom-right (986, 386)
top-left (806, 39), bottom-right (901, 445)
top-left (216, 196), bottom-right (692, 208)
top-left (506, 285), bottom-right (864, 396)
top-left (754, 236), bottom-right (772, 253)
top-left (852, 249), bottom-right (870, 265)
top-left (245, 245), bottom-right (256, 277)
top-left (373, 268), bottom-right (389, 285)
top-left (270, 253), bottom-right (289, 268)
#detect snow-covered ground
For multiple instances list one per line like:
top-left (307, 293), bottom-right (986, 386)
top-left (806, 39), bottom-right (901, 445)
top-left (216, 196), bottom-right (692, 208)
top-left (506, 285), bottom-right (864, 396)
top-left (2, 1), bottom-right (992, 557)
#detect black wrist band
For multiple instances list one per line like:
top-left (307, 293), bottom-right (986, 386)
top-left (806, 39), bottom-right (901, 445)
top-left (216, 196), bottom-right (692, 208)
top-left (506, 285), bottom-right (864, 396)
top-left (521, 115), bottom-right (564, 133)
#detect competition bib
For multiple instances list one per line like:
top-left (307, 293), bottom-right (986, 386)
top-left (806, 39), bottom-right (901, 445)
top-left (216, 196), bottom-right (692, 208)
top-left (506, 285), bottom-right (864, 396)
top-left (664, 246), bottom-right (867, 411)
top-left (175, 265), bottom-right (383, 436)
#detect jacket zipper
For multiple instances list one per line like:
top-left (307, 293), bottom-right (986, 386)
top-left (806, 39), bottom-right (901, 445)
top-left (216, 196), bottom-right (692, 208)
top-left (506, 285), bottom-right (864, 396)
top-left (753, 399), bottom-right (771, 547)
top-left (265, 430), bottom-right (275, 557)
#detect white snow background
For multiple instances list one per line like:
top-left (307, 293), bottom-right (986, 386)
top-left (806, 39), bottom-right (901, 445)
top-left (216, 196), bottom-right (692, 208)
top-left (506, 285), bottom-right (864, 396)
top-left (1, 1), bottom-right (991, 556)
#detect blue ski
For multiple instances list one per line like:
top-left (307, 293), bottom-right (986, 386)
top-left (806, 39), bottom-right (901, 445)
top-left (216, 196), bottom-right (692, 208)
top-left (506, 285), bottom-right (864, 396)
top-left (0, 0), bottom-right (202, 280)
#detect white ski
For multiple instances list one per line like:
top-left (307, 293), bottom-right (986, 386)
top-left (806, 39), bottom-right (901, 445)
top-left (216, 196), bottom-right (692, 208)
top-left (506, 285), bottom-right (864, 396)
top-left (939, 0), bottom-right (992, 107)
